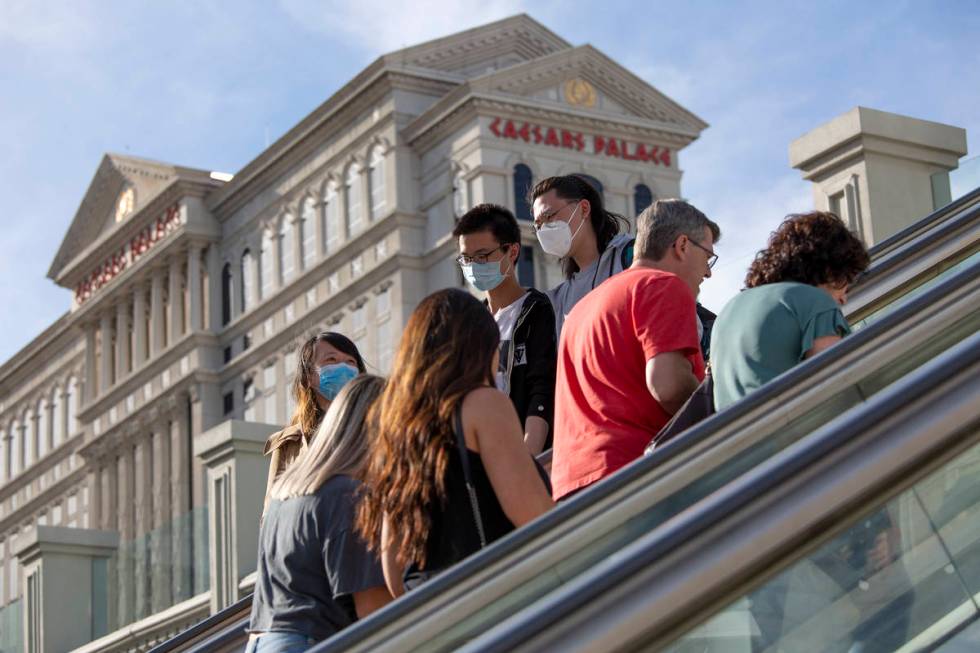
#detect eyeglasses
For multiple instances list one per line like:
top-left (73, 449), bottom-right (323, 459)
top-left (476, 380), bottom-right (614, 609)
top-left (532, 201), bottom-right (578, 231)
top-left (689, 239), bottom-right (718, 269)
top-left (456, 244), bottom-right (511, 266)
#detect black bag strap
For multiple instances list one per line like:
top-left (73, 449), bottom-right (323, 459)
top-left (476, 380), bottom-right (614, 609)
top-left (453, 404), bottom-right (487, 548)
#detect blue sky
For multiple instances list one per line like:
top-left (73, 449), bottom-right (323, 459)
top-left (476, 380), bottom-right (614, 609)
top-left (1, 0), bottom-right (978, 365)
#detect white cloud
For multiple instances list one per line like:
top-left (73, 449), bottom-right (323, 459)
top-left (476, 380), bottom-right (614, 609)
top-left (279, 0), bottom-right (529, 54)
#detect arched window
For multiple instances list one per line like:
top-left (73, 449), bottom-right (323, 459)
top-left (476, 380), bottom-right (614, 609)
top-left (346, 164), bottom-right (363, 235)
top-left (301, 197), bottom-right (317, 269)
top-left (369, 147), bottom-right (386, 220)
top-left (240, 249), bottom-right (253, 312)
top-left (280, 216), bottom-right (295, 285)
top-left (634, 184), bottom-right (654, 216)
top-left (221, 263), bottom-right (232, 326)
top-left (452, 170), bottom-right (467, 218)
top-left (37, 398), bottom-right (48, 458)
top-left (578, 174), bottom-right (604, 197)
top-left (260, 228), bottom-right (275, 299)
top-left (513, 164), bottom-right (533, 221)
top-left (52, 387), bottom-right (63, 448)
top-left (325, 182), bottom-right (340, 252)
top-left (66, 377), bottom-right (77, 438)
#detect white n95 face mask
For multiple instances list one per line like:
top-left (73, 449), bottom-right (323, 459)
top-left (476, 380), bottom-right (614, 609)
top-left (535, 204), bottom-right (584, 257)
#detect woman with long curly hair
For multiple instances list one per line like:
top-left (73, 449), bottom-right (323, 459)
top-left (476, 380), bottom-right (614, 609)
top-left (710, 211), bottom-right (870, 410)
top-left (356, 288), bottom-right (553, 595)
top-left (262, 332), bottom-right (365, 512)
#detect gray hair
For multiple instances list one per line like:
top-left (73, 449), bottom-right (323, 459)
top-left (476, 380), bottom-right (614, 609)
top-left (270, 374), bottom-right (384, 500)
top-left (635, 199), bottom-right (720, 261)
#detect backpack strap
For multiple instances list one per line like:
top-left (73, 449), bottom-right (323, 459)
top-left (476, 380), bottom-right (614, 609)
top-left (453, 404), bottom-right (487, 548)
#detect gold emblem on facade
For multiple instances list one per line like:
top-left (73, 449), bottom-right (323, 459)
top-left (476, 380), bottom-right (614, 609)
top-left (563, 78), bottom-right (597, 108)
top-left (115, 187), bottom-right (136, 223)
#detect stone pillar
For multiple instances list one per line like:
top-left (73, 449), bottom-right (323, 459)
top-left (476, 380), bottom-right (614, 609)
top-left (151, 416), bottom-right (173, 612)
top-left (115, 300), bottom-right (129, 380)
top-left (168, 255), bottom-right (185, 344)
top-left (87, 464), bottom-right (103, 536)
top-left (44, 397), bottom-right (56, 452)
top-left (132, 283), bottom-right (147, 367)
top-left (194, 420), bottom-right (277, 613)
top-left (315, 198), bottom-right (327, 259)
top-left (30, 410), bottom-right (41, 465)
top-left (116, 444), bottom-right (135, 626)
top-left (188, 244), bottom-right (203, 332)
top-left (790, 107), bottom-right (968, 245)
top-left (229, 259), bottom-right (241, 320)
top-left (170, 394), bottom-right (193, 602)
top-left (84, 323), bottom-right (97, 404)
top-left (292, 213), bottom-right (304, 272)
top-left (207, 244), bottom-right (222, 332)
top-left (248, 234), bottom-right (262, 308)
top-left (100, 311), bottom-right (113, 394)
top-left (133, 432), bottom-right (153, 620)
top-left (100, 456), bottom-right (119, 631)
top-left (15, 526), bottom-right (119, 653)
top-left (151, 268), bottom-right (166, 355)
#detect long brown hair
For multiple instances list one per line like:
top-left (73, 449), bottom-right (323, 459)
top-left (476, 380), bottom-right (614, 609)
top-left (289, 332), bottom-right (366, 436)
top-left (356, 289), bottom-right (499, 566)
top-left (271, 375), bottom-right (384, 500)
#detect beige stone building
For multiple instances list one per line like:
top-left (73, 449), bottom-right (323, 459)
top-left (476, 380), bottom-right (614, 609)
top-left (0, 15), bottom-right (707, 651)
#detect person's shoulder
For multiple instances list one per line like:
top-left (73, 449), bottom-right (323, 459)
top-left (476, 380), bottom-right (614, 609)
top-left (524, 288), bottom-right (556, 316)
top-left (608, 233), bottom-right (634, 249)
top-left (263, 423), bottom-right (305, 455)
top-left (775, 282), bottom-right (838, 309)
top-left (463, 386), bottom-right (512, 418)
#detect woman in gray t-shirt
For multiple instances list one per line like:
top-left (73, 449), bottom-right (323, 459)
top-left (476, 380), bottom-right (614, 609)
top-left (247, 375), bottom-right (391, 652)
top-left (529, 174), bottom-right (633, 335)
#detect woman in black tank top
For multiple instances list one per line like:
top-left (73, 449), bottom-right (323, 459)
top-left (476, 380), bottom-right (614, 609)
top-left (356, 289), bottom-right (554, 594)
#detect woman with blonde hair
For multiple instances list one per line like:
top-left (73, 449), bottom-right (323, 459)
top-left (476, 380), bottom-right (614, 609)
top-left (263, 332), bottom-right (365, 511)
top-left (357, 289), bottom-right (554, 595)
top-left (247, 375), bottom-right (392, 653)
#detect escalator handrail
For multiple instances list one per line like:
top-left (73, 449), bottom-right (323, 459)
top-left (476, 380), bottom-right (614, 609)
top-left (866, 184), bottom-right (980, 260)
top-left (147, 594), bottom-right (252, 653)
top-left (464, 331), bottom-right (980, 652)
top-left (848, 192), bottom-right (979, 296)
top-left (312, 249), bottom-right (980, 652)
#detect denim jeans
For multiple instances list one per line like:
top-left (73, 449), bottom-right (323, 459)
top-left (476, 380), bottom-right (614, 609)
top-left (245, 631), bottom-right (316, 653)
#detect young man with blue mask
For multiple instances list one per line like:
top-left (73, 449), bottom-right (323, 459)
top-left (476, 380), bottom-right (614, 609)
top-left (453, 204), bottom-right (557, 455)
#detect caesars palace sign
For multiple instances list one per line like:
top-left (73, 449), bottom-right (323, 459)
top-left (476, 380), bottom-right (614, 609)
top-left (73, 204), bottom-right (183, 306)
top-left (489, 117), bottom-right (672, 166)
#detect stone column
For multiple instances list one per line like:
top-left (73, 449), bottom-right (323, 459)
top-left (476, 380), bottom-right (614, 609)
top-left (168, 255), bottom-right (185, 343)
top-left (100, 311), bottom-right (113, 394)
top-left (17, 420), bottom-right (28, 471)
top-left (30, 410), bottom-right (41, 465)
top-left (132, 282), bottom-right (147, 367)
top-left (315, 199), bottom-right (327, 259)
top-left (207, 244), bottom-right (222, 332)
top-left (87, 464), bottom-right (103, 535)
top-left (115, 300), bottom-right (129, 380)
top-left (170, 394), bottom-right (193, 602)
top-left (151, 416), bottom-right (173, 612)
top-left (84, 323), bottom-right (97, 404)
top-left (247, 234), bottom-right (262, 308)
top-left (229, 259), bottom-right (241, 320)
top-left (116, 444), bottom-right (135, 626)
top-left (194, 420), bottom-right (277, 612)
top-left (133, 431), bottom-right (153, 620)
top-left (14, 526), bottom-right (119, 653)
top-left (44, 397), bottom-right (56, 452)
top-left (188, 244), bottom-right (203, 332)
top-left (150, 269), bottom-right (166, 355)
top-left (101, 455), bottom-right (119, 631)
top-left (292, 213), bottom-right (304, 272)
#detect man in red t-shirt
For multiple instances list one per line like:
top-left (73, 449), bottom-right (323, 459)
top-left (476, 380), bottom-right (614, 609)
top-left (551, 199), bottom-right (721, 500)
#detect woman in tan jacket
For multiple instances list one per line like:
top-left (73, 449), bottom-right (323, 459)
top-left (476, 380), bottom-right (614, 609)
top-left (263, 332), bottom-right (365, 511)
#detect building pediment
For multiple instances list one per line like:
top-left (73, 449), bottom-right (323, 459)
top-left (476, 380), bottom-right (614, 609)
top-left (48, 154), bottom-right (215, 282)
top-left (467, 45), bottom-right (708, 134)
top-left (382, 13), bottom-right (569, 78)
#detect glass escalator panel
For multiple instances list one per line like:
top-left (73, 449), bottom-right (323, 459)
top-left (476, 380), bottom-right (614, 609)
top-left (665, 435), bottom-right (980, 653)
top-left (413, 297), bottom-right (980, 651)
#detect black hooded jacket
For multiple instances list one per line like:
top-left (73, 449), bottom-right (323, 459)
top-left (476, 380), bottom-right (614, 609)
top-left (496, 288), bottom-right (558, 449)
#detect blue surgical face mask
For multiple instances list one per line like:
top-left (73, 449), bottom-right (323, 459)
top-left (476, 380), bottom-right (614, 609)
top-left (461, 251), bottom-right (513, 292)
top-left (318, 363), bottom-right (359, 401)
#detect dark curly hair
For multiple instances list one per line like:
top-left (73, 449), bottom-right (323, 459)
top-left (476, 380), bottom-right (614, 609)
top-left (745, 212), bottom-right (869, 289)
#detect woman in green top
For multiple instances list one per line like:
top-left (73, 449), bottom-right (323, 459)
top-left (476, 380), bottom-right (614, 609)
top-left (710, 211), bottom-right (870, 410)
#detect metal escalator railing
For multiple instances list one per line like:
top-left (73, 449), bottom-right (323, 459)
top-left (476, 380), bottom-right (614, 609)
top-left (146, 595), bottom-right (251, 653)
top-left (845, 186), bottom-right (980, 323)
top-left (311, 256), bottom-right (979, 651)
top-left (460, 331), bottom-right (980, 653)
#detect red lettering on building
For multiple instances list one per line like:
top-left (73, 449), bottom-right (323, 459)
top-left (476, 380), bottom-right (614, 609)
top-left (491, 117), bottom-right (671, 166)
top-left (74, 203), bottom-right (183, 306)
